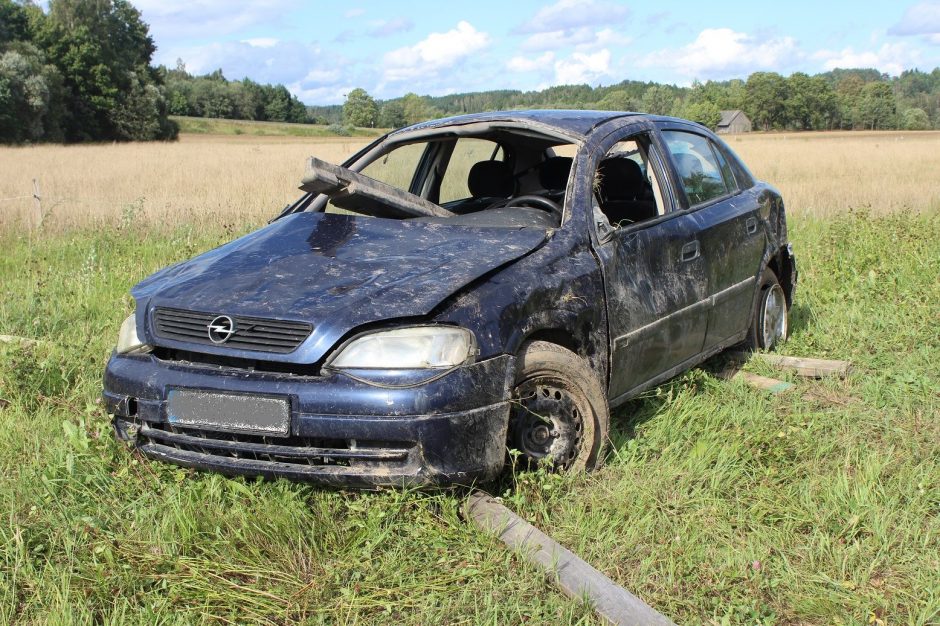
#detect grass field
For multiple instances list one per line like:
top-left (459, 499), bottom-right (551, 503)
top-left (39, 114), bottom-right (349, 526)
top-left (1, 129), bottom-right (938, 624)
top-left (170, 116), bottom-right (385, 138)
top-left (2, 129), bottom-right (938, 232)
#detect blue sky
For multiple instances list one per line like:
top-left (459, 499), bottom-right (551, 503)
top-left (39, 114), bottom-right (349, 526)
top-left (135, 0), bottom-right (940, 104)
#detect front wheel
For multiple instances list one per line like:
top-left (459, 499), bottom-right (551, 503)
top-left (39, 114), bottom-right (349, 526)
top-left (507, 341), bottom-right (609, 471)
top-left (746, 268), bottom-right (789, 351)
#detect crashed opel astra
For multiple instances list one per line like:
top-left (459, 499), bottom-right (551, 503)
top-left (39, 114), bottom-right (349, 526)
top-left (103, 110), bottom-right (796, 487)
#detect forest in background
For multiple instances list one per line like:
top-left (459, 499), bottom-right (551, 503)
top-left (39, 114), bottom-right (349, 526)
top-left (3, 0), bottom-right (939, 145)
top-left (326, 68), bottom-right (940, 132)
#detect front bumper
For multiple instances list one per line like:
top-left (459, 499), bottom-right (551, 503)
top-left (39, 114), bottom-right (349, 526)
top-left (103, 353), bottom-right (515, 488)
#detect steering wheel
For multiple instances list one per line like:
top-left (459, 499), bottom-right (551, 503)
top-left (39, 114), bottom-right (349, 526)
top-left (503, 194), bottom-right (563, 221)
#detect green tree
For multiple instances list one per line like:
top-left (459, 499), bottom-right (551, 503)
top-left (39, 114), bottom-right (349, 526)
top-left (596, 89), bottom-right (637, 111)
top-left (0, 45), bottom-right (66, 142)
top-left (378, 100), bottom-right (405, 128)
top-left (857, 81), bottom-right (896, 130)
top-left (0, 0), bottom-right (31, 46)
top-left (343, 87), bottom-right (377, 127)
top-left (900, 107), bottom-right (931, 130)
top-left (744, 72), bottom-right (789, 130)
top-left (401, 92), bottom-right (438, 125)
top-left (785, 72), bottom-right (837, 130)
top-left (641, 84), bottom-right (676, 116)
top-left (680, 100), bottom-right (722, 128)
top-left (833, 74), bottom-right (866, 129)
top-left (34, 0), bottom-right (174, 140)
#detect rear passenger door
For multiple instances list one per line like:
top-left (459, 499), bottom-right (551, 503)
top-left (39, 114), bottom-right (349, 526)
top-left (659, 128), bottom-right (765, 348)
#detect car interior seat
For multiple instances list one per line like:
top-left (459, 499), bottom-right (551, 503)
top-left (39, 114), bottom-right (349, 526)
top-left (537, 156), bottom-right (573, 195)
top-left (468, 160), bottom-right (514, 199)
top-left (596, 157), bottom-right (658, 226)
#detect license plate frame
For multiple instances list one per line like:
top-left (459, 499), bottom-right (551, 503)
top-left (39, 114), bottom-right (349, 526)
top-left (166, 389), bottom-right (291, 437)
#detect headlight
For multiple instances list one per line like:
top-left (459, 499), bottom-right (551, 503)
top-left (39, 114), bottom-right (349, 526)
top-left (116, 313), bottom-right (152, 355)
top-left (328, 326), bottom-right (476, 369)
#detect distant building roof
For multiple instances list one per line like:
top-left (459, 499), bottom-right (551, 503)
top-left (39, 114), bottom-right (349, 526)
top-left (718, 110), bottom-right (747, 127)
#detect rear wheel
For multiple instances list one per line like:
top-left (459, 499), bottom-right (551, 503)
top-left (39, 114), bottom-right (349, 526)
top-left (746, 268), bottom-right (789, 351)
top-left (507, 341), bottom-right (608, 471)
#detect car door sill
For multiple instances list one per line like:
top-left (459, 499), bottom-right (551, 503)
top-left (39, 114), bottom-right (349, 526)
top-left (608, 330), bottom-right (748, 410)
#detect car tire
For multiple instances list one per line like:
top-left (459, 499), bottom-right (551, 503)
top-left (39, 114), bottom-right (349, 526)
top-left (507, 341), bottom-right (609, 471)
top-left (746, 267), bottom-right (789, 351)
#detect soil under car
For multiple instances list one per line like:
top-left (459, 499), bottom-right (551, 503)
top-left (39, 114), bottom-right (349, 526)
top-left (103, 110), bottom-right (797, 487)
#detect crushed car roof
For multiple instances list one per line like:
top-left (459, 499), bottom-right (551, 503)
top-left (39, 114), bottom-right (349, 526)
top-left (392, 109), bottom-right (645, 138)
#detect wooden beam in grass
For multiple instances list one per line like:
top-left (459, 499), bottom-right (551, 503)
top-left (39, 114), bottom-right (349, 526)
top-left (728, 351), bottom-right (852, 379)
top-left (464, 492), bottom-right (676, 626)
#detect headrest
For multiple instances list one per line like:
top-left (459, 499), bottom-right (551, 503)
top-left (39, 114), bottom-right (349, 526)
top-left (467, 160), bottom-right (514, 199)
top-left (597, 157), bottom-right (645, 201)
top-left (538, 156), bottom-right (573, 191)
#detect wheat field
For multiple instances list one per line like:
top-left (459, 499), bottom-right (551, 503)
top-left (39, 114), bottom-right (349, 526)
top-left (1, 130), bottom-right (938, 232)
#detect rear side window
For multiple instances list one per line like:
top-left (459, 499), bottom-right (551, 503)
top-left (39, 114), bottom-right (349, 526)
top-left (662, 131), bottom-right (730, 206)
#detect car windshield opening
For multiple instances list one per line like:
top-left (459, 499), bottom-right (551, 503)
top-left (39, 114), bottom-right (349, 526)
top-left (304, 127), bottom-right (579, 229)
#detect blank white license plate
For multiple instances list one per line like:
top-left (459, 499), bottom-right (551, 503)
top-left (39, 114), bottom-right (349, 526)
top-left (167, 389), bottom-right (290, 436)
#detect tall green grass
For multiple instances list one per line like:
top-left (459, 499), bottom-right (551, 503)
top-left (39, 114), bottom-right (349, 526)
top-left (0, 211), bottom-right (937, 624)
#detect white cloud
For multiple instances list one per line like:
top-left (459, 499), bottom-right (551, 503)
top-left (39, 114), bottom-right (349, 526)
top-left (521, 26), bottom-right (631, 52)
top-left (135, 0), bottom-right (297, 42)
top-left (554, 49), bottom-right (611, 84)
top-left (368, 18), bottom-right (414, 37)
top-left (166, 39), bottom-right (354, 103)
top-left (507, 52), bottom-right (556, 73)
top-left (888, 1), bottom-right (940, 36)
top-left (577, 28), bottom-right (632, 51)
top-left (241, 38), bottom-right (279, 48)
top-left (521, 27), bottom-right (597, 51)
top-left (641, 28), bottom-right (800, 79)
top-left (344, 8), bottom-right (365, 19)
top-left (382, 21), bottom-right (490, 83)
top-left (814, 42), bottom-right (923, 75)
top-left (518, 0), bottom-right (629, 34)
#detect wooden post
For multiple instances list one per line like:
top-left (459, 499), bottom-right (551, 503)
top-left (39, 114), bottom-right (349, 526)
top-left (465, 492), bottom-right (676, 626)
top-left (32, 178), bottom-right (42, 230)
top-left (731, 352), bottom-right (852, 379)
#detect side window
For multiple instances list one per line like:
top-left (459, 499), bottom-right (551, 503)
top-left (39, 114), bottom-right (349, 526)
top-left (662, 131), bottom-right (730, 206)
top-left (711, 142), bottom-right (737, 192)
top-left (326, 142), bottom-right (427, 215)
top-left (595, 135), bottom-right (664, 230)
top-left (439, 138), bottom-right (505, 204)
top-left (360, 142), bottom-right (427, 191)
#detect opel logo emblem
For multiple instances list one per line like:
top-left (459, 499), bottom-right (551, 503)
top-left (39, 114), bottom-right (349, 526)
top-left (207, 315), bottom-right (236, 344)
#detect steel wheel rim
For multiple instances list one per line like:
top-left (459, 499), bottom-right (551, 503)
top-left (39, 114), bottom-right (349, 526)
top-left (761, 283), bottom-right (787, 349)
top-left (508, 377), bottom-right (586, 469)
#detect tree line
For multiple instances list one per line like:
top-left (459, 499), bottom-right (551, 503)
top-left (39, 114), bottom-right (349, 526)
top-left (3, 0), bottom-right (937, 143)
top-left (334, 67), bottom-right (940, 132)
top-left (164, 64), bottom-right (310, 124)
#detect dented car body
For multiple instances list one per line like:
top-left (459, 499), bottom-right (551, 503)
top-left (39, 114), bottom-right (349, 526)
top-left (103, 110), bottom-right (796, 487)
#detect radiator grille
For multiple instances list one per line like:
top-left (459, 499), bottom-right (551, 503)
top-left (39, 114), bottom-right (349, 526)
top-left (153, 308), bottom-right (312, 354)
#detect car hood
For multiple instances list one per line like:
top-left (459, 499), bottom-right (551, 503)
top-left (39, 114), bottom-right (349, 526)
top-left (133, 211), bottom-right (548, 363)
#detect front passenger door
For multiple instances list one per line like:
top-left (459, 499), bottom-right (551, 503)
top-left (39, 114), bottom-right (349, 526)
top-left (591, 130), bottom-right (709, 402)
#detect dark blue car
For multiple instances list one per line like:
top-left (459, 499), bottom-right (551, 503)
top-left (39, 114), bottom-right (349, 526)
top-left (103, 110), bottom-right (796, 487)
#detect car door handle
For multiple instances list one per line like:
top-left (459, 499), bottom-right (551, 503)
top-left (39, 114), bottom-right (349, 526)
top-left (680, 240), bottom-right (700, 262)
top-left (745, 217), bottom-right (758, 235)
